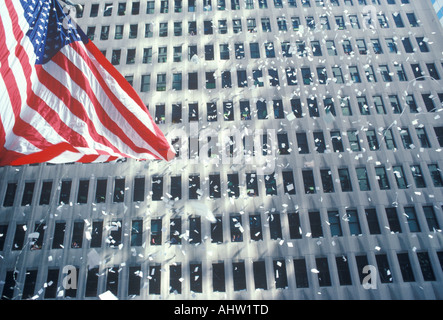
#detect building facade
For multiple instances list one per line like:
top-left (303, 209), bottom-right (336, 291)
top-left (1, 0), bottom-right (443, 300)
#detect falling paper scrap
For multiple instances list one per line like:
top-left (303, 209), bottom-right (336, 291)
top-left (99, 290), bottom-right (118, 300)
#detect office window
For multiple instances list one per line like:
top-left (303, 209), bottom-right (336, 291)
top-left (22, 269), bottom-right (38, 300)
top-left (323, 97), bottom-right (335, 115)
top-left (155, 73), bottom-right (166, 92)
top-left (211, 216), bottom-right (223, 243)
top-left (169, 218), bottom-right (182, 245)
top-left (230, 215), bottom-right (243, 242)
top-left (338, 168), bottom-right (352, 192)
top-left (336, 256), bottom-right (352, 286)
top-left (59, 180), bottom-right (72, 205)
top-left (52, 222), bottom-right (66, 249)
top-left (394, 63), bottom-right (408, 81)
top-left (90, 221), bottom-right (103, 248)
top-left (151, 176), bottom-right (163, 201)
top-left (113, 178), bottom-right (125, 203)
top-left (313, 131), bottom-right (326, 153)
top-left (149, 265), bottom-right (161, 294)
top-left (326, 40), bottom-right (337, 56)
top-left (331, 131), bottom-right (344, 152)
top-left (428, 164), bottom-right (443, 187)
top-left (332, 66), bottom-right (343, 83)
top-left (227, 173), bottom-right (239, 198)
top-left (131, 177), bottom-right (145, 203)
top-left (206, 72), bottom-right (216, 89)
top-left (173, 22), bottom-right (182, 36)
top-left (189, 217), bottom-right (201, 244)
top-left (273, 259), bottom-right (288, 289)
top-left (302, 170), bottom-right (315, 194)
top-left (316, 257), bottom-right (331, 287)
top-left (45, 269), bottom-right (60, 299)
top-left (170, 264), bottom-right (182, 294)
top-left (366, 129), bottom-right (379, 150)
top-left (404, 207), bottom-right (420, 233)
top-left (249, 215), bottom-right (263, 241)
top-left (397, 253), bottom-right (415, 282)
top-left (392, 165), bottom-right (408, 189)
top-left (328, 210), bottom-right (342, 236)
top-left (376, 254), bottom-right (393, 283)
top-left (264, 172), bottom-right (277, 196)
top-left (355, 254), bottom-right (370, 285)
top-left (293, 258), bottom-right (309, 288)
top-left (383, 128), bottom-right (397, 150)
top-left (411, 165), bottom-right (426, 188)
top-left (3, 182), bottom-right (17, 207)
top-left (309, 211), bottom-right (323, 238)
top-left (268, 68), bottom-right (279, 86)
top-left (71, 221), bottom-right (84, 248)
top-left (204, 20), bottom-right (213, 34)
top-left (108, 220), bottom-right (122, 248)
top-left (269, 213), bottom-right (282, 240)
top-left (347, 209), bottom-right (362, 235)
top-left (240, 100), bottom-right (251, 120)
top-left (39, 181), bottom-right (52, 205)
top-left (261, 17), bottom-right (271, 32)
top-left (150, 219), bottom-right (162, 245)
top-left (356, 167), bottom-right (370, 191)
top-left (417, 252), bottom-right (436, 281)
top-left (212, 263), bottom-right (225, 292)
top-left (232, 262), bottom-right (246, 291)
top-left (237, 70), bottom-right (248, 87)
top-left (423, 206), bottom-right (440, 232)
top-left (21, 182), bottom-right (35, 206)
top-left (416, 128), bottom-right (431, 148)
top-left (90, 3), bottom-right (99, 17)
top-left (76, 180), bottom-right (89, 204)
top-left (253, 261), bottom-right (267, 290)
top-left (365, 208), bottom-right (381, 234)
top-left (347, 130), bottom-right (361, 151)
top-left (288, 212), bottom-right (302, 239)
top-left (131, 220), bottom-right (143, 246)
top-left (12, 224), bottom-right (26, 251)
top-left (320, 169), bottom-right (334, 193)
top-left (375, 167), bottom-right (390, 190)
top-left (386, 207), bottom-right (402, 233)
top-left (128, 266), bottom-right (142, 296)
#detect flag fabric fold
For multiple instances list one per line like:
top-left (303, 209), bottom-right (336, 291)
top-left (0, 0), bottom-right (175, 166)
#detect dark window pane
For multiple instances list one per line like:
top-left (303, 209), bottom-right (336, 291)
top-left (3, 182), bottom-right (17, 207)
top-left (77, 180), bottom-right (89, 204)
top-left (232, 262), bottom-right (246, 291)
top-left (293, 258), bottom-right (309, 288)
top-left (212, 263), bottom-right (225, 292)
top-left (71, 221), bottom-right (84, 249)
top-left (59, 180), bottom-right (72, 205)
top-left (90, 221), bottom-right (103, 248)
top-left (21, 182), bottom-right (35, 206)
top-left (39, 181), bottom-right (53, 205)
top-left (253, 261), bottom-right (267, 290)
top-left (316, 257), bottom-right (331, 287)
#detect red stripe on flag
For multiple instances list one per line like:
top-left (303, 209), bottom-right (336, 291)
top-left (77, 41), bottom-right (173, 160)
top-left (10, 142), bottom-right (78, 166)
top-left (35, 64), bottom-right (127, 157)
top-left (50, 49), bottom-right (155, 157)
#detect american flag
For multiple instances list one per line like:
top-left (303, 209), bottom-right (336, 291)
top-left (0, 0), bottom-right (175, 166)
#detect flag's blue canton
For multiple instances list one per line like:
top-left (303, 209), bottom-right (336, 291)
top-left (20, 0), bottom-right (88, 64)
